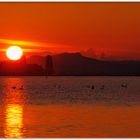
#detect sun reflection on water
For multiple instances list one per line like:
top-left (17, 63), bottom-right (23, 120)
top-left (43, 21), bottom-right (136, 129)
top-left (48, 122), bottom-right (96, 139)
top-left (4, 104), bottom-right (23, 138)
top-left (3, 78), bottom-right (26, 138)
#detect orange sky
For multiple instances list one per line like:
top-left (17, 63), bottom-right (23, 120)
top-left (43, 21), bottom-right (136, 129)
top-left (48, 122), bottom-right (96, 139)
top-left (0, 2), bottom-right (140, 60)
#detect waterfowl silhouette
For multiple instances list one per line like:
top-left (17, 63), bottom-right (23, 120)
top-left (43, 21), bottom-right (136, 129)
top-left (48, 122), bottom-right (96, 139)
top-left (19, 86), bottom-right (23, 90)
top-left (12, 86), bottom-right (16, 89)
top-left (91, 85), bottom-right (94, 89)
top-left (121, 83), bottom-right (127, 88)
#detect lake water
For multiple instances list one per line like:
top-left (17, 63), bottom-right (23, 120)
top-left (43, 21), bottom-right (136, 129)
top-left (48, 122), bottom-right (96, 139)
top-left (0, 76), bottom-right (140, 138)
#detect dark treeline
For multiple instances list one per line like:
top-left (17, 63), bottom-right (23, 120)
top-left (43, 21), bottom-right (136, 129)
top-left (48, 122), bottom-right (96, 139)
top-left (1, 53), bottom-right (140, 76)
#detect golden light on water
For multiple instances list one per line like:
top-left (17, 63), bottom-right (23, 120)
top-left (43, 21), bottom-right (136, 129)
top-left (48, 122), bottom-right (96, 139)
top-left (3, 78), bottom-right (26, 138)
top-left (4, 104), bottom-right (23, 138)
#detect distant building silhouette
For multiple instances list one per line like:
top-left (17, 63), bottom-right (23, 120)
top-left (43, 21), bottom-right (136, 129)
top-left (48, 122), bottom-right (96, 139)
top-left (45, 55), bottom-right (54, 76)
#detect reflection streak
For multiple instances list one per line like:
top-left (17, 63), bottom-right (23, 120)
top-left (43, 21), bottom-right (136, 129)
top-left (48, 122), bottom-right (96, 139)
top-left (4, 104), bottom-right (23, 138)
top-left (3, 78), bottom-right (26, 138)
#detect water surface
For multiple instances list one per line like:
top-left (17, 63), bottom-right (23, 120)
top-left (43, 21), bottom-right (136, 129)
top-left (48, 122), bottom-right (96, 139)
top-left (0, 76), bottom-right (140, 138)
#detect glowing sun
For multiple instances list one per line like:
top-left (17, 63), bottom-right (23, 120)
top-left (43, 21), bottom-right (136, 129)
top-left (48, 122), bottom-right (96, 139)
top-left (6, 46), bottom-right (23, 61)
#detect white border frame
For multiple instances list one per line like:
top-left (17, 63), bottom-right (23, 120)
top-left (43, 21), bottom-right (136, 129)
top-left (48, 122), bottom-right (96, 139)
top-left (0, 1), bottom-right (139, 140)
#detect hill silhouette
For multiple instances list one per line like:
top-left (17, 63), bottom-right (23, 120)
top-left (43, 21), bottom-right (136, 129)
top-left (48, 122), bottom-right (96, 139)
top-left (28, 52), bottom-right (140, 76)
top-left (0, 52), bottom-right (140, 76)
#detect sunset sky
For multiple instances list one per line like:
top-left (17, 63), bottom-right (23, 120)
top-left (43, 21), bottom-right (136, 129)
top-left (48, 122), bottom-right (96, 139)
top-left (0, 2), bottom-right (140, 60)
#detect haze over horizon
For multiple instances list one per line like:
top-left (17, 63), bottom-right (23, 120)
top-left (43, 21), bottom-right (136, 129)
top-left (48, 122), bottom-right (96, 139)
top-left (0, 3), bottom-right (140, 60)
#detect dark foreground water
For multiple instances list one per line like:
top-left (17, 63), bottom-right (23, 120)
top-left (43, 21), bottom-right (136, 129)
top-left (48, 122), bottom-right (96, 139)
top-left (0, 76), bottom-right (140, 138)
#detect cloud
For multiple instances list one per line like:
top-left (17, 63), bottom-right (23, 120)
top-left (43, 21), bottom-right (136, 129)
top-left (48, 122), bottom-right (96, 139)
top-left (0, 38), bottom-right (44, 47)
top-left (0, 38), bottom-right (76, 55)
top-left (0, 38), bottom-right (50, 52)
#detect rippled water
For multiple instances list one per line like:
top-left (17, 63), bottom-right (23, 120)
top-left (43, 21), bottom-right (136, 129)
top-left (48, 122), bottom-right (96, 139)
top-left (0, 76), bottom-right (140, 138)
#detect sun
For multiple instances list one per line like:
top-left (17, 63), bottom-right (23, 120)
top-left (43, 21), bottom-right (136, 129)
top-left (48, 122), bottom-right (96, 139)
top-left (6, 46), bottom-right (23, 61)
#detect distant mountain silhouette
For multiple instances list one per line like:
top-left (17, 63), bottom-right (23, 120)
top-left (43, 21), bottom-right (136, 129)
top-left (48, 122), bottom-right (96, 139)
top-left (28, 52), bottom-right (140, 76)
top-left (28, 55), bottom-right (45, 68)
